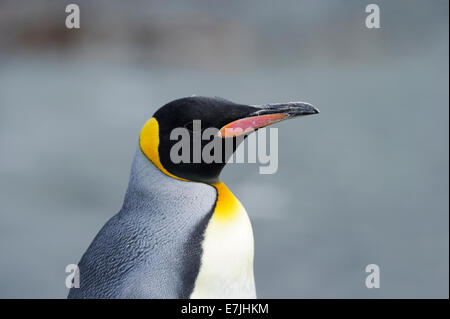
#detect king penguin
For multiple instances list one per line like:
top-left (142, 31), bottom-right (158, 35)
top-left (68, 96), bottom-right (318, 299)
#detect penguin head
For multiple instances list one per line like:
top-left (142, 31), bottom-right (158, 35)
top-left (140, 96), bottom-right (318, 183)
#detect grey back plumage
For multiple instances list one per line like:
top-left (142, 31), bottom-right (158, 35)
top-left (68, 147), bottom-right (217, 298)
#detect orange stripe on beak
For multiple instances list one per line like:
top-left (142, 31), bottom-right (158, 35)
top-left (218, 113), bottom-right (287, 138)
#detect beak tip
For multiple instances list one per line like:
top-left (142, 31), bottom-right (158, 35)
top-left (296, 103), bottom-right (319, 116)
top-left (252, 101), bottom-right (319, 117)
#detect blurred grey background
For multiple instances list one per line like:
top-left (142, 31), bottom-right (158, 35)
top-left (0, 0), bottom-right (448, 298)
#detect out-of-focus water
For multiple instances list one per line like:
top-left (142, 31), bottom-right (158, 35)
top-left (0, 49), bottom-right (448, 298)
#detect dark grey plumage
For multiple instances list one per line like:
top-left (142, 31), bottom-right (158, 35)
top-left (68, 148), bottom-right (217, 298)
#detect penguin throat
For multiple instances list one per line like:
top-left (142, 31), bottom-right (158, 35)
top-left (212, 182), bottom-right (242, 222)
top-left (139, 118), bottom-right (241, 222)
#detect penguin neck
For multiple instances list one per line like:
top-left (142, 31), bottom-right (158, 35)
top-left (210, 181), bottom-right (243, 222)
top-left (129, 149), bottom-right (243, 227)
top-left (123, 148), bottom-right (209, 208)
top-left (138, 117), bottom-right (243, 221)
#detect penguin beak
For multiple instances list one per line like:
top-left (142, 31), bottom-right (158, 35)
top-left (218, 102), bottom-right (319, 138)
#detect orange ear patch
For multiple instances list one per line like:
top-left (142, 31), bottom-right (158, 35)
top-left (218, 113), bottom-right (287, 138)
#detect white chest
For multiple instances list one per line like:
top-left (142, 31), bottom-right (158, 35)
top-left (190, 204), bottom-right (256, 299)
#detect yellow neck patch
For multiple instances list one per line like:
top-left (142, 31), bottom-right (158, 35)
top-left (139, 117), bottom-right (242, 222)
top-left (139, 117), bottom-right (188, 181)
top-left (211, 182), bottom-right (243, 222)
